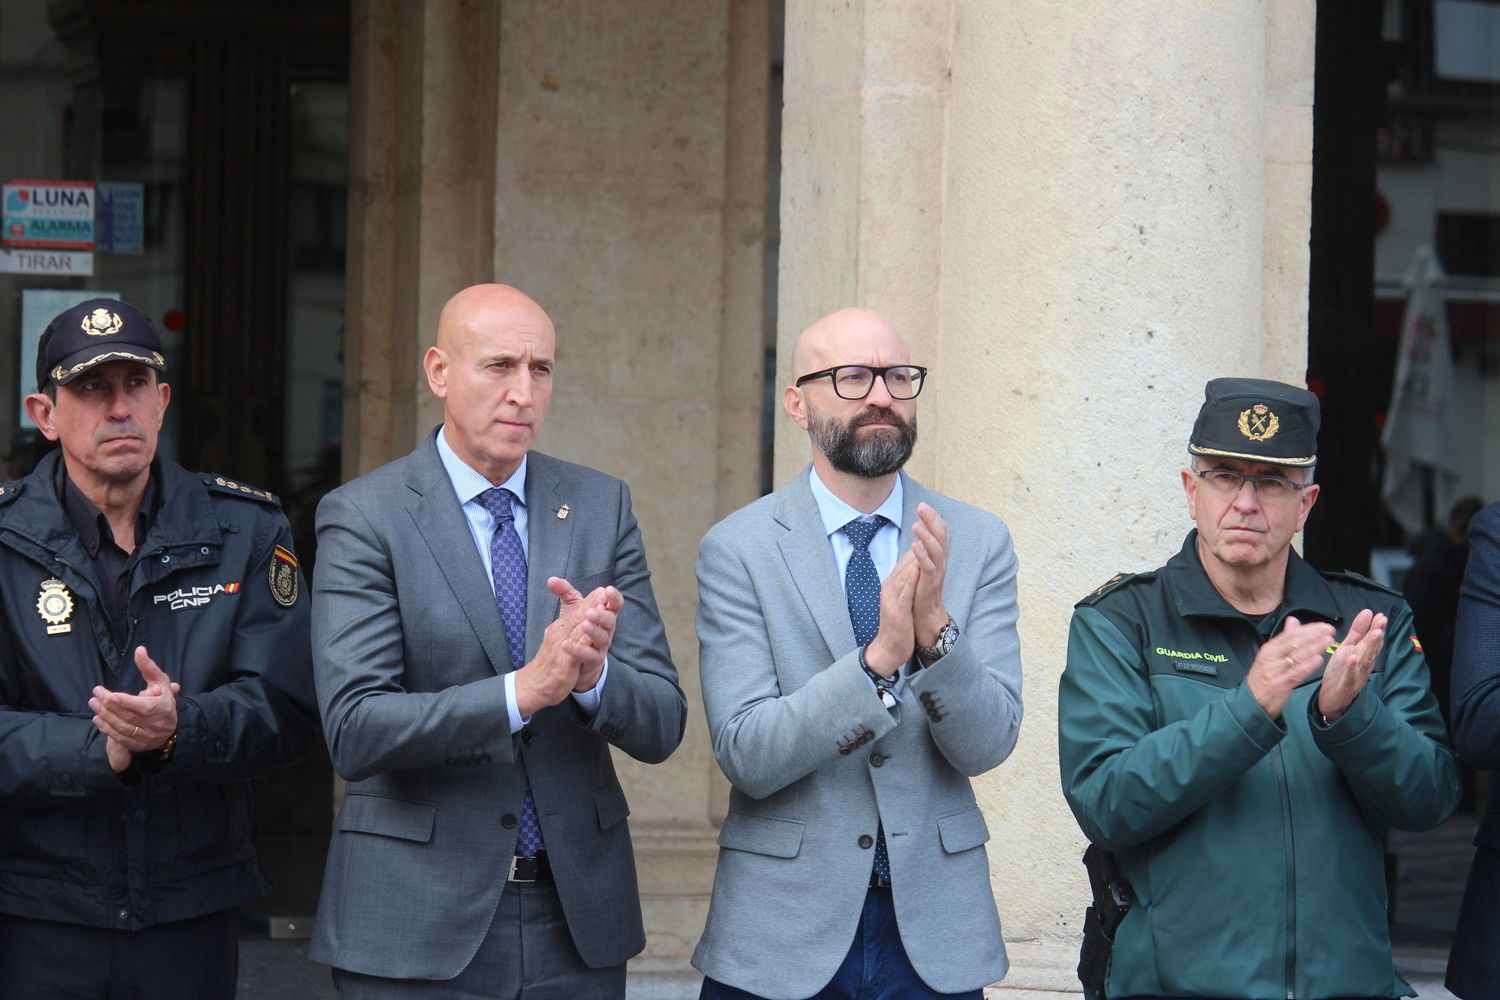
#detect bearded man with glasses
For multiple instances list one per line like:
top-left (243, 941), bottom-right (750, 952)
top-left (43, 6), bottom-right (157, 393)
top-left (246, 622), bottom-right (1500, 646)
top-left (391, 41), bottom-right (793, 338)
top-left (1058, 377), bottom-right (1460, 1000)
top-left (692, 307), bottom-right (1024, 999)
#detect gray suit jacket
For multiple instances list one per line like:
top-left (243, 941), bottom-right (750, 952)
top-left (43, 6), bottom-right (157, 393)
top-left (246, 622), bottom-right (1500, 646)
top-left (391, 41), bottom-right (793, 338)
top-left (308, 433), bottom-right (685, 980)
top-left (692, 469), bottom-right (1024, 999)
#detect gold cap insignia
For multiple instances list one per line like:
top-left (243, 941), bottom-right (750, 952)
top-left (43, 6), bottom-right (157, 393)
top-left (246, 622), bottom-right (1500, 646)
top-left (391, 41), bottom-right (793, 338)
top-left (81, 308), bottom-right (124, 338)
top-left (36, 578), bottom-right (75, 634)
top-left (269, 545), bottom-right (299, 607)
top-left (557, 504), bottom-right (571, 520)
top-left (1237, 403), bottom-right (1280, 442)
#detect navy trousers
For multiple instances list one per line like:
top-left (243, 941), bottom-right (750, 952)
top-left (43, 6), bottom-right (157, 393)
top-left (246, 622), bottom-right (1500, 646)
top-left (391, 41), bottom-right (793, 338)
top-left (0, 908), bottom-right (239, 1000)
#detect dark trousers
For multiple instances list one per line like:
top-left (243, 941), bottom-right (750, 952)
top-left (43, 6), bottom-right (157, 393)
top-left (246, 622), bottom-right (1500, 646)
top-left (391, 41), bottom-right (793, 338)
top-left (332, 879), bottom-right (625, 999)
top-left (0, 908), bottom-right (239, 1000)
top-left (699, 887), bottom-right (984, 1000)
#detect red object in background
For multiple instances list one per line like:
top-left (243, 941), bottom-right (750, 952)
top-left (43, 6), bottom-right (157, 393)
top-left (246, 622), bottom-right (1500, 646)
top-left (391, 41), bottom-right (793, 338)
top-left (162, 309), bottom-right (185, 332)
top-left (1374, 411), bottom-right (1388, 429)
top-left (1307, 377), bottom-right (1326, 399)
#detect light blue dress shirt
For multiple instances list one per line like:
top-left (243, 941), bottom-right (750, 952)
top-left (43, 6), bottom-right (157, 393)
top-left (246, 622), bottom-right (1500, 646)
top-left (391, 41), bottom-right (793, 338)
top-left (435, 427), bottom-right (606, 731)
top-left (808, 467), bottom-right (904, 704)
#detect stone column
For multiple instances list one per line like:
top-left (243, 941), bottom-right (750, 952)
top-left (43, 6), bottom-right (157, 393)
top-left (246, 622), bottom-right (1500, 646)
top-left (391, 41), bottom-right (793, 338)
top-left (776, 2), bottom-right (1315, 995)
top-left (345, 0), bottom-right (500, 477)
top-left (344, 0), bottom-right (770, 973)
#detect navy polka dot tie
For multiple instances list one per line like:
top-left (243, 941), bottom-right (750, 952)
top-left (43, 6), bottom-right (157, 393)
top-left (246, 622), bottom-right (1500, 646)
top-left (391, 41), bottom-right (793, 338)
top-left (479, 487), bottom-right (544, 858)
top-left (841, 515), bottom-right (890, 882)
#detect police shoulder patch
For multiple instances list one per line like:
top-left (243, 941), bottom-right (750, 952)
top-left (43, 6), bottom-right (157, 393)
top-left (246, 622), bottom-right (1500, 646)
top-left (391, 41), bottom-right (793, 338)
top-left (1076, 570), bottom-right (1153, 608)
top-left (1320, 568), bottom-right (1402, 599)
top-left (268, 544), bottom-right (299, 607)
top-left (0, 481), bottom-right (23, 506)
top-left (204, 475), bottom-right (281, 507)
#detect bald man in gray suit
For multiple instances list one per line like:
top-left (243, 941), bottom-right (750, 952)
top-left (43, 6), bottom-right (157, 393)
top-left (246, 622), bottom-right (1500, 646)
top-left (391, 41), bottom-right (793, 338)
top-left (693, 308), bottom-right (1024, 1000)
top-left (309, 284), bottom-right (685, 998)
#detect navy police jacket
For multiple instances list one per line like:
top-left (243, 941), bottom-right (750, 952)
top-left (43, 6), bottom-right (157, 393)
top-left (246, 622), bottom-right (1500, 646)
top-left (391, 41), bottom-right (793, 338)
top-left (0, 450), bottom-right (319, 929)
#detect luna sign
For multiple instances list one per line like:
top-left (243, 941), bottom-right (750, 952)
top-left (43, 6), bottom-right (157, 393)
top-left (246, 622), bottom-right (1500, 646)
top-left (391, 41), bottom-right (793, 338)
top-left (3, 180), bottom-right (96, 250)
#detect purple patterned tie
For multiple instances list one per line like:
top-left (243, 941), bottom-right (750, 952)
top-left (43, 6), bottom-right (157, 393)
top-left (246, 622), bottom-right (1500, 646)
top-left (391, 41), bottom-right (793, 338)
top-left (842, 516), bottom-right (890, 882)
top-left (479, 487), bottom-right (544, 857)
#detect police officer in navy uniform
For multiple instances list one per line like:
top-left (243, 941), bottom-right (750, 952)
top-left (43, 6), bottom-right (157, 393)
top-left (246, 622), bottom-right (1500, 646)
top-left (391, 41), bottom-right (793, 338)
top-left (1058, 378), bottom-right (1460, 1000)
top-left (0, 298), bottom-right (319, 998)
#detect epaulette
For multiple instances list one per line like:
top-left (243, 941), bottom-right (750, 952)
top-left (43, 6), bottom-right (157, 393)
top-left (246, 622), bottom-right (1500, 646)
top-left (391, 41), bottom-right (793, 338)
top-left (1075, 570), bottom-right (1153, 608)
top-left (0, 481), bottom-right (22, 506)
top-left (1320, 568), bottom-right (1401, 598)
top-left (203, 475), bottom-right (280, 507)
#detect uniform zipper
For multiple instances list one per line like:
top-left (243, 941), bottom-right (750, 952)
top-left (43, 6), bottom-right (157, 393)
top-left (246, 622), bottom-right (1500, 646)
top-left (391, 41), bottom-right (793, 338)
top-left (1272, 743), bottom-right (1296, 1000)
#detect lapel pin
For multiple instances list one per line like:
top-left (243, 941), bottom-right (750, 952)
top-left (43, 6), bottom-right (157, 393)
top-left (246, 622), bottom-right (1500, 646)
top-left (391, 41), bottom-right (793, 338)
top-left (557, 504), bottom-right (571, 520)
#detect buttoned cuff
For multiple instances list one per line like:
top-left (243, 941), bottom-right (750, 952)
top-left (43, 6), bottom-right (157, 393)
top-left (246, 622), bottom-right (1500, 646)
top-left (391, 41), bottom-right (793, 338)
top-left (505, 672), bottom-right (526, 733)
top-left (570, 657), bottom-right (609, 718)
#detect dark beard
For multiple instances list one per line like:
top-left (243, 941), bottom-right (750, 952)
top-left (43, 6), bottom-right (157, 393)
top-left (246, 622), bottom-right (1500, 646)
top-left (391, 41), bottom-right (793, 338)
top-left (809, 406), bottom-right (916, 478)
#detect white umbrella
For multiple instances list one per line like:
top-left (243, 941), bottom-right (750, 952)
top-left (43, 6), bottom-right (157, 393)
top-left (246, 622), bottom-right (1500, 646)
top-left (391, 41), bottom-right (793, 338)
top-left (1380, 245), bottom-right (1460, 535)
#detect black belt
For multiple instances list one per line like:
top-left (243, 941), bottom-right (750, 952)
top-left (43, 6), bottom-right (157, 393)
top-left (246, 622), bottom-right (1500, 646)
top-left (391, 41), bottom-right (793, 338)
top-left (507, 852), bottom-right (552, 883)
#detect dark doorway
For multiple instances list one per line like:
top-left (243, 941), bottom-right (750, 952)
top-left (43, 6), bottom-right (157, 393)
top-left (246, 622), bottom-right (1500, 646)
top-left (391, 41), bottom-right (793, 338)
top-left (36, 0), bottom-right (351, 929)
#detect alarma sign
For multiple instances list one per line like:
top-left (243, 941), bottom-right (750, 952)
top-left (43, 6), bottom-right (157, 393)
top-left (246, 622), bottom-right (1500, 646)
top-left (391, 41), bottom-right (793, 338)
top-left (3, 180), bottom-right (96, 250)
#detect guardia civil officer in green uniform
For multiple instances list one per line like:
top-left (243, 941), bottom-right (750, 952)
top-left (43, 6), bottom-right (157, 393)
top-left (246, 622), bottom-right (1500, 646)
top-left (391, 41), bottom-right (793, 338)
top-left (1058, 378), bottom-right (1460, 1000)
top-left (0, 299), bottom-right (319, 999)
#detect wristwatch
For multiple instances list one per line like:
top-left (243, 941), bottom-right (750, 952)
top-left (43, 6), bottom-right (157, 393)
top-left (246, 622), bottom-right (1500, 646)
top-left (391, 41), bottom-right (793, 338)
top-left (915, 617), bottom-right (959, 665)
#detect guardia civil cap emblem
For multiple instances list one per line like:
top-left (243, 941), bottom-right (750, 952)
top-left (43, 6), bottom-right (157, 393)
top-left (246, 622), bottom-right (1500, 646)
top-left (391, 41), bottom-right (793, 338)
top-left (1237, 403), bottom-right (1280, 442)
top-left (80, 307), bottom-right (124, 338)
top-left (36, 578), bottom-right (74, 635)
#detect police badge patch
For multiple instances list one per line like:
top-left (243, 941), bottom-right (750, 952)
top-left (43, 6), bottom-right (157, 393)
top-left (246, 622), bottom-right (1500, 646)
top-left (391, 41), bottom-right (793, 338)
top-left (269, 545), bottom-right (299, 607)
top-left (36, 578), bottom-right (75, 634)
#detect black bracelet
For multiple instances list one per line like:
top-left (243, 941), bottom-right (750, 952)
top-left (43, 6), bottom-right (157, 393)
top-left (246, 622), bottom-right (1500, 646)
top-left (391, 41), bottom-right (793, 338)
top-left (859, 647), bottom-right (898, 707)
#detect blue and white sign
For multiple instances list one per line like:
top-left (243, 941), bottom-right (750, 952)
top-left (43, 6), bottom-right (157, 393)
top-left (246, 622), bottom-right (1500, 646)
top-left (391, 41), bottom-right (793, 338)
top-left (3, 180), bottom-right (96, 250)
top-left (96, 182), bottom-right (144, 254)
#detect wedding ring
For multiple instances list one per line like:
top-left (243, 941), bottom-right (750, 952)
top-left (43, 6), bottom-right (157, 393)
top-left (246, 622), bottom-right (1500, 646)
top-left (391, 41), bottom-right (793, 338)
top-left (131, 725), bottom-right (140, 737)
top-left (1285, 656), bottom-right (1295, 670)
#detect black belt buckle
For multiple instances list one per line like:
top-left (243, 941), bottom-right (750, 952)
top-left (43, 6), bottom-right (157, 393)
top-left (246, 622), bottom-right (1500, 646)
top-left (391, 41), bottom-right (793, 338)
top-left (507, 852), bottom-right (551, 883)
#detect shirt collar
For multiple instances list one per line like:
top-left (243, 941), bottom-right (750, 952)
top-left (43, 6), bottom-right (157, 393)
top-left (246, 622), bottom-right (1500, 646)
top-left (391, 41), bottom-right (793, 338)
top-left (58, 460), bottom-right (157, 557)
top-left (1165, 529), bottom-right (1340, 624)
top-left (434, 425), bottom-right (527, 507)
top-left (807, 467), bottom-right (903, 538)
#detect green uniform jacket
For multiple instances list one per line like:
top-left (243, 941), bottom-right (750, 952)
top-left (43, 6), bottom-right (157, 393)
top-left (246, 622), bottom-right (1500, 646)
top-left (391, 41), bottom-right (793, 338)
top-left (1058, 531), bottom-right (1460, 1000)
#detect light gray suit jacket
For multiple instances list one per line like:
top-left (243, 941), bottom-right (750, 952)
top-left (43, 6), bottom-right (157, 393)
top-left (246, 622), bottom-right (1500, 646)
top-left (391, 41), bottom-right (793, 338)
top-left (692, 469), bottom-right (1024, 999)
top-left (307, 433), bottom-right (685, 980)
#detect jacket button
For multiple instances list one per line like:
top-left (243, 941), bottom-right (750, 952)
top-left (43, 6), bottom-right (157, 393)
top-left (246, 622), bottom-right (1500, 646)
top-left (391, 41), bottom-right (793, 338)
top-left (858, 834), bottom-right (874, 849)
top-left (521, 731), bottom-right (534, 745)
top-left (502, 814), bottom-right (517, 829)
top-left (870, 752), bottom-right (885, 767)
top-left (117, 909), bottom-right (129, 921)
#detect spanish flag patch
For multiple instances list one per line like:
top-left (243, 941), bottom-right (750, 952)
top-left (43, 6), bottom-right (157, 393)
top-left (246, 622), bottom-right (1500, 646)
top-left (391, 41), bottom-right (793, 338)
top-left (1410, 635), bottom-right (1423, 653)
top-left (268, 545), bottom-right (300, 607)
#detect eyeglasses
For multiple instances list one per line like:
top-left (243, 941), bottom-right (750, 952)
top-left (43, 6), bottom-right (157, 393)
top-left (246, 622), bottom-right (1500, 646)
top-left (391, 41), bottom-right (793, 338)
top-left (1194, 468), bottom-right (1309, 500)
top-left (794, 365), bottom-right (928, 401)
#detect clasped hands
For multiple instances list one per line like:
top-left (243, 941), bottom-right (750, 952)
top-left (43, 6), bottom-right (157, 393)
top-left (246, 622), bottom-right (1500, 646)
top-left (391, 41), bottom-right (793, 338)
top-left (863, 502), bottom-right (950, 678)
top-left (513, 577), bottom-right (623, 718)
top-left (1246, 609), bottom-right (1387, 723)
top-left (89, 646), bottom-right (179, 774)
